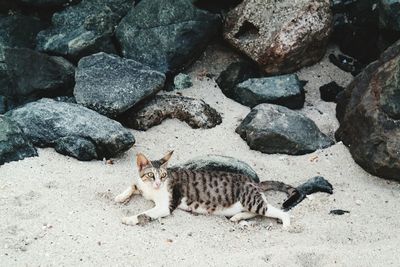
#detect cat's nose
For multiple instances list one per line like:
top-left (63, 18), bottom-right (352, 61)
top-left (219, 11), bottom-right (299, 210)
top-left (154, 181), bottom-right (161, 189)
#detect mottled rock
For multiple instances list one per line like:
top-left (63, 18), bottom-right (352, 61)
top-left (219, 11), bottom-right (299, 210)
top-left (336, 40), bottom-right (400, 181)
top-left (0, 116), bottom-right (37, 165)
top-left (216, 60), bottom-right (263, 98)
top-left (174, 73), bottom-right (192, 90)
top-left (6, 98), bottom-right (135, 160)
top-left (232, 74), bottom-right (305, 109)
top-left (176, 154), bottom-right (260, 182)
top-left (36, 0), bottom-right (131, 60)
top-left (74, 53), bottom-right (165, 117)
top-left (236, 104), bottom-right (333, 155)
top-left (223, 0), bottom-right (332, 74)
top-left (379, 0), bottom-right (400, 32)
top-left (1, 48), bottom-right (75, 98)
top-left (319, 81), bottom-right (344, 102)
top-left (121, 95), bottom-right (222, 130)
top-left (115, 0), bottom-right (221, 73)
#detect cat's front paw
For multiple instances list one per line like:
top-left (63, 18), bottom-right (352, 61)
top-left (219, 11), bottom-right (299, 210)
top-left (121, 216), bottom-right (139, 225)
top-left (115, 194), bottom-right (129, 203)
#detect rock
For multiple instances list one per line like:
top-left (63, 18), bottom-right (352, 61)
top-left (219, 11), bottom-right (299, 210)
top-left (216, 60), bottom-right (263, 99)
top-left (236, 104), bottom-right (334, 155)
top-left (379, 0), bottom-right (400, 32)
top-left (328, 53), bottom-right (364, 76)
top-left (223, 0), bottom-right (332, 75)
top-left (193, 0), bottom-right (243, 13)
top-left (175, 154), bottom-right (259, 182)
top-left (36, 0), bottom-right (131, 61)
top-left (1, 48), bottom-right (75, 98)
top-left (0, 96), bottom-right (6, 114)
top-left (16, 0), bottom-right (72, 7)
top-left (120, 95), bottom-right (222, 130)
top-left (0, 116), bottom-right (37, 165)
top-left (231, 74), bottom-right (305, 109)
top-left (115, 0), bottom-right (221, 73)
top-left (174, 73), bottom-right (192, 90)
top-left (319, 81), bottom-right (344, 102)
top-left (336, 40), bottom-right (400, 181)
top-left (74, 52), bottom-right (165, 117)
top-left (0, 15), bottom-right (45, 95)
top-left (6, 98), bottom-right (135, 160)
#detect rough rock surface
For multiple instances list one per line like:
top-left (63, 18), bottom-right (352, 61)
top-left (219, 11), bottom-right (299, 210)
top-left (236, 104), bottom-right (334, 155)
top-left (175, 154), bottom-right (260, 182)
top-left (319, 81), bottom-right (344, 102)
top-left (1, 48), bottom-right (75, 98)
top-left (223, 0), bottom-right (332, 74)
top-left (74, 53), bottom-right (165, 117)
top-left (121, 95), bottom-right (222, 130)
top-left (379, 0), bottom-right (400, 33)
top-left (232, 74), bottom-right (305, 109)
top-left (0, 116), bottom-right (37, 165)
top-left (6, 98), bottom-right (135, 161)
top-left (216, 60), bottom-right (263, 99)
top-left (115, 0), bottom-right (221, 73)
top-left (336, 40), bottom-right (400, 181)
top-left (0, 15), bottom-right (45, 96)
top-left (36, 0), bottom-right (131, 60)
top-left (174, 73), bottom-right (192, 90)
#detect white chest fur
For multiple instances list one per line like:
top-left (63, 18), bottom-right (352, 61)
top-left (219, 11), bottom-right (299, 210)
top-left (136, 179), bottom-right (170, 206)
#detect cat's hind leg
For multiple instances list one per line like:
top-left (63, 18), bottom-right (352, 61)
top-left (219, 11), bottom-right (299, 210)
top-left (115, 184), bottom-right (140, 203)
top-left (264, 204), bottom-right (290, 228)
top-left (230, 212), bottom-right (257, 222)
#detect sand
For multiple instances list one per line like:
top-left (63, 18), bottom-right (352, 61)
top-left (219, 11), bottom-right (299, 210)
top-left (1, 44), bottom-right (400, 267)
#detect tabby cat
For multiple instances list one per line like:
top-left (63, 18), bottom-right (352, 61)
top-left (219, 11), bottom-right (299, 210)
top-left (115, 151), bottom-right (292, 227)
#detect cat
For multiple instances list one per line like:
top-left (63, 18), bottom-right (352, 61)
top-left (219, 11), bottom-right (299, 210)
top-left (115, 151), bottom-right (294, 227)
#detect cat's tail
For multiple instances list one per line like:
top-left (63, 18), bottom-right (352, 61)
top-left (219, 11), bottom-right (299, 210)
top-left (259, 176), bottom-right (333, 211)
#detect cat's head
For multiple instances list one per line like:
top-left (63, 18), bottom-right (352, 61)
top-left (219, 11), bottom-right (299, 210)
top-left (136, 151), bottom-right (174, 190)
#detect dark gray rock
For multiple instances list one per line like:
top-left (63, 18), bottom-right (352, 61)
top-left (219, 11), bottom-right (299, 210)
top-left (16, 0), bottom-right (75, 7)
top-left (6, 98), bottom-right (135, 160)
top-left (0, 15), bottom-right (46, 95)
top-left (319, 81), bottom-right (344, 102)
top-left (216, 60), bottom-right (262, 99)
top-left (36, 0), bottom-right (131, 60)
top-left (74, 52), bottom-right (165, 117)
top-left (121, 95), bottom-right (222, 130)
top-left (0, 116), bottom-right (37, 165)
top-left (115, 0), bottom-right (221, 73)
top-left (336, 40), bottom-right (400, 181)
top-left (175, 154), bottom-right (259, 182)
top-left (379, 0), bottom-right (400, 32)
top-left (0, 96), bottom-right (6, 114)
top-left (236, 104), bottom-right (334, 155)
top-left (1, 48), bottom-right (75, 98)
top-left (232, 74), bottom-right (305, 109)
top-left (174, 73), bottom-right (192, 90)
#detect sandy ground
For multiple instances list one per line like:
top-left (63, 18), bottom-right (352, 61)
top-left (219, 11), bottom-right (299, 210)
top-left (1, 44), bottom-right (400, 267)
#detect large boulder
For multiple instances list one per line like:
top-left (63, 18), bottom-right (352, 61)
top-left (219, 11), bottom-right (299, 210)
top-left (74, 52), bottom-right (165, 117)
top-left (36, 0), bottom-right (131, 61)
top-left (223, 0), bottom-right (332, 75)
top-left (120, 95), bottom-right (222, 130)
top-left (6, 98), bottom-right (135, 160)
top-left (175, 154), bottom-right (260, 182)
top-left (231, 75), bottom-right (305, 109)
top-left (336, 40), bottom-right (400, 181)
top-left (236, 104), bottom-right (333, 155)
top-left (0, 116), bottom-right (37, 165)
top-left (115, 0), bottom-right (221, 73)
top-left (1, 48), bottom-right (75, 99)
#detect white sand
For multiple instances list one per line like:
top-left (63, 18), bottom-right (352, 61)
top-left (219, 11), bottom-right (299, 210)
top-left (1, 44), bottom-right (400, 266)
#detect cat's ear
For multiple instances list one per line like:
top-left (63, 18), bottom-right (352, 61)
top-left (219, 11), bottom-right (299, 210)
top-left (136, 153), bottom-right (151, 171)
top-left (160, 150), bottom-right (174, 167)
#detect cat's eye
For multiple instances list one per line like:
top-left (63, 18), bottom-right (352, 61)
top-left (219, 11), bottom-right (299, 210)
top-left (147, 173), bottom-right (154, 178)
top-left (161, 173), bottom-right (167, 179)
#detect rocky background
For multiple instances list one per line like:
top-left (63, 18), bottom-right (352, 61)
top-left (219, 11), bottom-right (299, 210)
top-left (1, 0), bottom-right (400, 265)
top-left (1, 0), bottom-right (399, 181)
